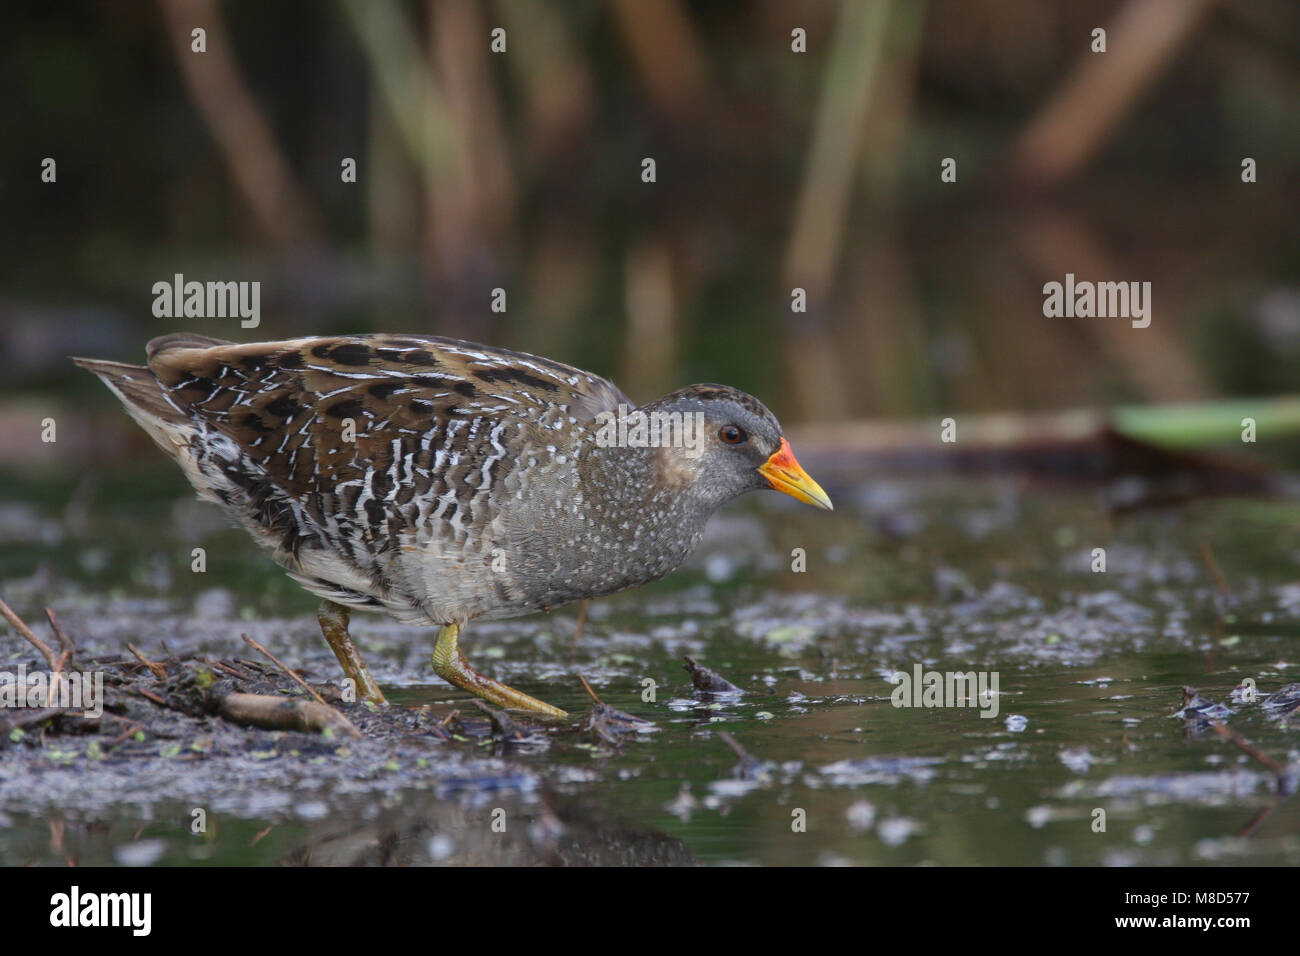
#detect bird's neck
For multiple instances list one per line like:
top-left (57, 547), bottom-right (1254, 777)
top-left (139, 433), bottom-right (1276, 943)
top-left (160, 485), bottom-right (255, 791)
top-left (583, 442), bottom-right (706, 515)
top-left (577, 441), bottom-right (714, 577)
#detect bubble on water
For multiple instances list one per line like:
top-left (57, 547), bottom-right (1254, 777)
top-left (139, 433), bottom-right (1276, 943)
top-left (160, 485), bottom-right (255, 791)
top-left (1044, 846), bottom-right (1069, 866)
top-left (1025, 805), bottom-right (1053, 829)
top-left (79, 547), bottom-right (110, 574)
top-left (664, 785), bottom-right (699, 821)
top-left (845, 800), bottom-right (875, 831)
top-left (707, 779), bottom-right (760, 799)
top-left (427, 834), bottom-right (455, 861)
top-left (704, 553), bottom-right (736, 583)
top-left (295, 800), bottom-right (329, 820)
top-left (114, 838), bottom-right (167, 866)
top-left (876, 817), bottom-right (921, 846)
top-left (1058, 748), bottom-right (1092, 773)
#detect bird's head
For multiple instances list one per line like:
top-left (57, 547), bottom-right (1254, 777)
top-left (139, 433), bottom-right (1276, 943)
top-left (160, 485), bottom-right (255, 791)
top-left (633, 384), bottom-right (833, 513)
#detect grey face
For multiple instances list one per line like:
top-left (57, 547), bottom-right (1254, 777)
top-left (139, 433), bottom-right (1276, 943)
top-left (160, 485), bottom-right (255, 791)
top-left (648, 384), bottom-right (785, 509)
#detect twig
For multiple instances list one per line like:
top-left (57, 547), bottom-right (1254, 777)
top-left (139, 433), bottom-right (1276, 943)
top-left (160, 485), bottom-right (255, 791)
top-left (717, 730), bottom-right (752, 762)
top-left (576, 673), bottom-right (603, 706)
top-left (46, 649), bottom-right (69, 708)
top-left (44, 609), bottom-right (80, 670)
top-left (1235, 804), bottom-right (1276, 839)
top-left (135, 688), bottom-right (168, 707)
top-left (472, 698), bottom-right (525, 739)
top-left (570, 599), bottom-right (589, 651)
top-left (218, 692), bottom-right (360, 738)
top-left (717, 730), bottom-right (765, 780)
top-left (106, 720), bottom-right (145, 750)
top-left (48, 819), bottom-right (65, 854)
top-left (240, 634), bottom-right (328, 706)
top-left (0, 595), bottom-right (59, 670)
top-left (127, 644), bottom-right (167, 680)
top-left (0, 707), bottom-right (66, 734)
top-left (1199, 541), bottom-right (1233, 602)
top-left (1211, 721), bottom-right (1286, 778)
top-left (205, 658), bottom-right (259, 682)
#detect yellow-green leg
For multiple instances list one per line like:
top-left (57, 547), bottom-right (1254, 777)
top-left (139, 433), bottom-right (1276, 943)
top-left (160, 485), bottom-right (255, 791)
top-left (317, 600), bottom-right (388, 705)
top-left (432, 623), bottom-right (567, 718)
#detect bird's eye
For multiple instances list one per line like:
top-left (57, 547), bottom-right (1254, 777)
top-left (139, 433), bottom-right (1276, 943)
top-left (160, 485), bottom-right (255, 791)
top-left (719, 425), bottom-right (747, 445)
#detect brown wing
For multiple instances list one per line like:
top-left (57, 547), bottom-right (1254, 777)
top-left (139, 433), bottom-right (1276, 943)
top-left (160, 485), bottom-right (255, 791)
top-left (146, 332), bottom-right (630, 512)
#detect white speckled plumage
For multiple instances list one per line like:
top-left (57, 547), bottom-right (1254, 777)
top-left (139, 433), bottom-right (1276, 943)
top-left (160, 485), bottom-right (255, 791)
top-left (75, 334), bottom-right (809, 636)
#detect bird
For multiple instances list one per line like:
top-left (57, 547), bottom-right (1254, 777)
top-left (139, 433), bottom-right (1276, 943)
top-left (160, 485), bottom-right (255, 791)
top-left (75, 333), bottom-right (832, 718)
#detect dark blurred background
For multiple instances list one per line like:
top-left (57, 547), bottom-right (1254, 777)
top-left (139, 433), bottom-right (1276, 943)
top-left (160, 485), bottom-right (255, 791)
top-left (3, 0), bottom-right (1299, 467)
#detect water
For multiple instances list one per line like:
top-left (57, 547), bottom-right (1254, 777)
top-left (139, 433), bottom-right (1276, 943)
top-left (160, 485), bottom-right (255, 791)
top-left (1, 466), bottom-right (1297, 865)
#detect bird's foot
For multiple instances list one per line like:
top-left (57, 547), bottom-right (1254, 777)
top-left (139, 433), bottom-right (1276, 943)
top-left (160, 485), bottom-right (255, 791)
top-left (317, 600), bottom-right (388, 705)
top-left (432, 623), bottom-right (568, 719)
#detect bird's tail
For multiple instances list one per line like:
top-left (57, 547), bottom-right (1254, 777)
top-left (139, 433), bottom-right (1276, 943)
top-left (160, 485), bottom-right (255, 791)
top-left (72, 357), bottom-right (182, 423)
top-left (72, 356), bottom-right (196, 459)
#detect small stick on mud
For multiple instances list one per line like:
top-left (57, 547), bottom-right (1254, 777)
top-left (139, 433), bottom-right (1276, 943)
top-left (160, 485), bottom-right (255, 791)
top-left (127, 643), bottom-right (168, 680)
top-left (240, 633), bottom-right (328, 706)
top-left (0, 596), bottom-right (59, 670)
top-left (44, 609), bottom-right (81, 671)
top-left (205, 658), bottom-right (259, 682)
top-left (218, 692), bottom-right (360, 739)
top-left (106, 720), bottom-right (146, 750)
top-left (1, 707), bottom-right (67, 734)
top-left (1210, 721), bottom-right (1286, 778)
top-left (135, 688), bottom-right (168, 707)
top-left (46, 649), bottom-right (70, 708)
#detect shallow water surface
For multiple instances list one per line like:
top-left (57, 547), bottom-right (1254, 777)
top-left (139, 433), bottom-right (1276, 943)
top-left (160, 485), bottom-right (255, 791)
top-left (1, 466), bottom-right (1298, 865)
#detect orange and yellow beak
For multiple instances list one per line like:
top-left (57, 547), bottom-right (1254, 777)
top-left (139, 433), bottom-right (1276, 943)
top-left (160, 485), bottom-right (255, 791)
top-left (758, 438), bottom-right (833, 511)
